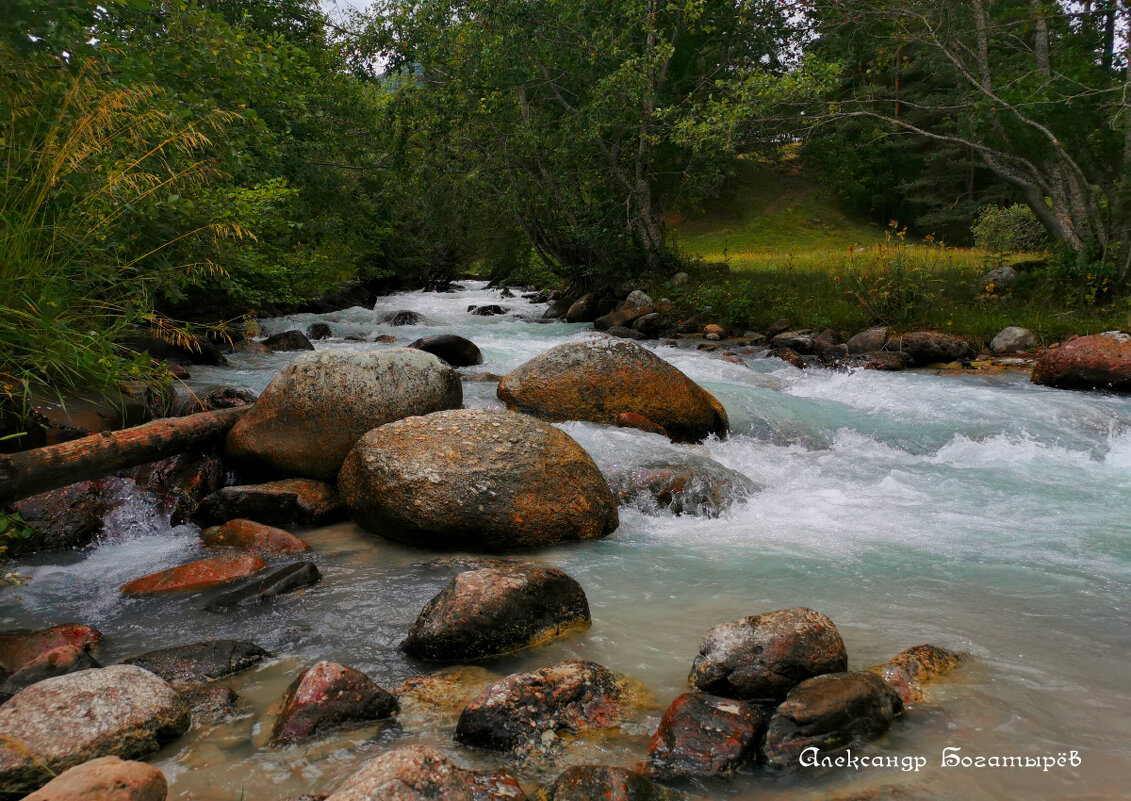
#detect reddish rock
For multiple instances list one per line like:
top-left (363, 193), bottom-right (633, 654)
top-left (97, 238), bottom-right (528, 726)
top-left (594, 301), bottom-right (672, 331)
top-left (689, 608), bottom-right (847, 701)
top-left (886, 331), bottom-right (974, 365)
top-left (615, 412), bottom-right (668, 437)
top-left (703, 323), bottom-right (726, 338)
top-left (455, 660), bottom-right (645, 756)
top-left (866, 644), bottom-right (966, 704)
top-left (0, 645), bottom-right (101, 699)
top-left (647, 691), bottom-right (767, 779)
top-left (0, 624), bottom-right (102, 674)
top-left (271, 661), bottom-right (398, 744)
top-left (122, 640), bottom-right (270, 688)
top-left (325, 746), bottom-right (526, 801)
top-left (120, 554), bottom-right (266, 597)
top-left (539, 765), bottom-right (681, 801)
top-left (565, 293), bottom-right (599, 324)
top-left (374, 334), bottom-right (397, 343)
top-left (192, 478), bottom-right (342, 528)
top-left (22, 756), bottom-right (167, 801)
top-left (498, 340), bottom-right (728, 443)
top-left (199, 519), bottom-right (310, 555)
top-left (401, 563), bottom-right (590, 661)
top-left (771, 347), bottom-right (807, 369)
top-left (763, 672), bottom-right (902, 769)
top-left (1031, 331), bottom-right (1131, 392)
top-left (861, 351), bottom-right (912, 371)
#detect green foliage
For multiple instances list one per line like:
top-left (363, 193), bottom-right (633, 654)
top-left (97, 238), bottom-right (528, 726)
top-left (0, 512), bottom-right (39, 561)
top-left (841, 224), bottom-right (943, 326)
top-left (973, 205), bottom-right (1050, 255)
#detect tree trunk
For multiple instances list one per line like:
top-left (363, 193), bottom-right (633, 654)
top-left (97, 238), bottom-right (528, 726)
top-left (1032, 0), bottom-right (1051, 75)
top-left (0, 405), bottom-right (249, 505)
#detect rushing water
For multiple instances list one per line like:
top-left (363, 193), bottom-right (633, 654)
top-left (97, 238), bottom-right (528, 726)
top-left (3, 282), bottom-right (1130, 800)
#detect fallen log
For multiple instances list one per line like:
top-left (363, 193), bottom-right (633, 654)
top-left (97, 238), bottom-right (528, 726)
top-left (0, 405), bottom-right (251, 505)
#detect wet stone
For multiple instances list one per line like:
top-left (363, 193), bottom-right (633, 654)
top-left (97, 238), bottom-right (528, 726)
top-left (204, 562), bottom-right (321, 612)
top-left (271, 661), bottom-right (398, 744)
top-left (122, 640), bottom-right (271, 689)
top-left (647, 691), bottom-right (768, 780)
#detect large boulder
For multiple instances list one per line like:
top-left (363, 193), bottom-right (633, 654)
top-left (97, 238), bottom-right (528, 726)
top-left (497, 340), bottom-right (728, 443)
top-left (325, 746), bottom-right (526, 801)
top-left (455, 660), bottom-right (644, 757)
top-left (0, 645), bottom-right (101, 701)
top-left (0, 665), bottom-right (190, 794)
top-left (0, 625), bottom-right (101, 675)
top-left (226, 350), bottom-right (462, 480)
top-left (121, 640), bottom-right (270, 688)
top-left (594, 302), bottom-right (671, 332)
top-left (21, 757), bottom-right (167, 801)
top-left (401, 564), bottom-right (590, 661)
top-left (989, 326), bottom-right (1038, 354)
top-left (866, 644), bottom-right (966, 704)
top-left (192, 479), bottom-right (342, 528)
top-left (204, 562), bottom-right (321, 612)
top-left (119, 554), bottom-right (266, 597)
top-left (9, 478), bottom-right (133, 553)
top-left (539, 766), bottom-right (681, 801)
top-left (886, 331), bottom-right (974, 365)
top-left (689, 608), bottom-right (847, 701)
top-left (762, 672), bottom-right (902, 769)
top-left (200, 519), bottom-right (310, 555)
top-left (647, 691), bottom-right (767, 780)
top-left (271, 661), bottom-right (397, 744)
top-left (131, 452), bottom-right (225, 524)
top-left (408, 335), bottom-right (484, 367)
top-left (565, 293), bottom-right (599, 324)
top-left (1031, 331), bottom-right (1131, 392)
top-left (845, 326), bottom-right (891, 354)
top-left (339, 409), bottom-right (618, 550)
top-left (606, 456), bottom-right (759, 517)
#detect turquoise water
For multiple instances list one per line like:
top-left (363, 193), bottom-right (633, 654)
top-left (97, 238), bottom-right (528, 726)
top-left (3, 282), bottom-right (1129, 799)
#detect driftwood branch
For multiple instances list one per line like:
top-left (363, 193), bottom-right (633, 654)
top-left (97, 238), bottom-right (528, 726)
top-left (0, 405), bottom-right (250, 505)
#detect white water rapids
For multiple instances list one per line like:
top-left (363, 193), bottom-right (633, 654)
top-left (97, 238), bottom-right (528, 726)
top-left (2, 282), bottom-right (1129, 800)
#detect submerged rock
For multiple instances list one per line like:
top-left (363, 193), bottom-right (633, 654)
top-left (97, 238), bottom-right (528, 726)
top-left (1031, 331), bottom-right (1131, 392)
top-left (886, 331), bottom-right (974, 366)
top-left (264, 330), bottom-right (315, 351)
top-left (0, 665), bottom-right (190, 794)
top-left (606, 456), bottom-right (758, 517)
top-left (183, 684), bottom-right (242, 726)
top-left (199, 518), bottom-right (310, 555)
top-left (497, 340), bottom-right (728, 443)
top-left (226, 349), bottom-right (462, 480)
top-left (0, 624), bottom-right (102, 675)
top-left (21, 757), bottom-right (168, 801)
top-left (119, 554), bottom-right (266, 597)
top-left (866, 644), bottom-right (966, 704)
top-left (192, 479), bottom-right (342, 528)
top-left (647, 691), bottom-right (767, 780)
top-left (689, 608), bottom-right (847, 701)
top-left (402, 564), bottom-right (590, 661)
top-left (469, 304), bottom-right (508, 316)
top-left (455, 660), bottom-right (644, 756)
top-left (539, 765), bottom-right (681, 801)
top-left (339, 409), bottom-right (618, 550)
top-left (271, 661), bottom-right (397, 744)
top-left (325, 745), bottom-right (526, 801)
top-left (122, 640), bottom-right (271, 688)
top-left (307, 322), bottom-right (333, 341)
top-left (394, 666), bottom-right (501, 720)
top-left (0, 645), bottom-right (101, 700)
top-left (204, 562), bottom-right (321, 612)
top-left (408, 334), bottom-right (484, 367)
top-left (384, 310), bottom-right (424, 326)
top-left (763, 672), bottom-right (902, 769)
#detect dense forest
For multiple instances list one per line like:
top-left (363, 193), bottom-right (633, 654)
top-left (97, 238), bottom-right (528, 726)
top-left (3, 0), bottom-right (1131, 410)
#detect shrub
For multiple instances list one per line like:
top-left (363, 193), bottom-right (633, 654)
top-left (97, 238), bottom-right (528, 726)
top-left (972, 204), bottom-right (1049, 254)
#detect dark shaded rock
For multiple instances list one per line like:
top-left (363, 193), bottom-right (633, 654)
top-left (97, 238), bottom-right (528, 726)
top-left (689, 608), bottom-right (847, 702)
top-left (264, 330), bottom-right (315, 352)
top-left (469, 304), bottom-right (508, 316)
top-left (608, 325), bottom-right (647, 340)
top-left (384, 310), bottom-right (424, 326)
top-left (200, 518), bottom-right (310, 555)
top-left (121, 332), bottom-right (228, 367)
top-left (408, 334), bottom-right (484, 367)
top-left (763, 672), bottom-right (902, 769)
top-left (978, 265), bottom-right (1018, 293)
top-left (10, 478), bottom-right (132, 553)
top-left (497, 340), bottom-right (728, 443)
top-left (302, 283), bottom-right (377, 314)
top-left (183, 684), bottom-right (241, 726)
top-left (226, 350), bottom-right (462, 480)
top-left (765, 318), bottom-right (791, 339)
top-left (594, 301), bottom-right (671, 332)
top-left (0, 665), bottom-right (190, 795)
top-left (886, 331), bottom-right (975, 365)
top-left (231, 339), bottom-right (271, 355)
top-left (866, 644), bottom-right (966, 704)
top-left (271, 661), bottom-right (397, 744)
top-left (845, 326), bottom-right (891, 354)
top-left (607, 456), bottom-right (758, 518)
top-left (204, 562), bottom-right (321, 612)
top-left (0, 645), bottom-right (101, 700)
top-left (632, 313), bottom-right (668, 338)
top-left (119, 554), bottom-right (267, 597)
top-left (122, 640), bottom-right (270, 688)
top-left (771, 348), bottom-right (806, 369)
top-left (543, 296), bottom-right (572, 319)
top-left (1031, 331), bottom-right (1131, 392)
top-left (624, 290), bottom-right (653, 308)
top-left (455, 660), bottom-right (643, 756)
top-left (21, 756), bottom-right (168, 801)
top-left (307, 322), bottom-right (333, 341)
top-left (858, 352), bottom-right (912, 371)
top-left (131, 452), bottom-right (225, 524)
top-left (565, 293), bottom-right (599, 324)
top-left (814, 328), bottom-right (841, 353)
top-left (402, 564), bottom-right (590, 661)
top-left (614, 411), bottom-right (668, 437)
top-left (2, 388), bottom-right (158, 452)
top-left (192, 478), bottom-right (343, 527)
top-left (0, 625), bottom-right (102, 675)
top-left (539, 766), bottom-right (681, 801)
top-left (325, 746), bottom-right (526, 801)
top-left (339, 409), bottom-right (618, 551)
top-left (170, 386), bottom-right (257, 417)
top-left (647, 691), bottom-right (767, 780)
top-left (772, 330), bottom-right (818, 354)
